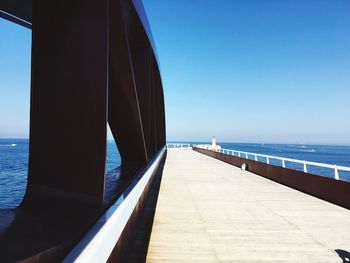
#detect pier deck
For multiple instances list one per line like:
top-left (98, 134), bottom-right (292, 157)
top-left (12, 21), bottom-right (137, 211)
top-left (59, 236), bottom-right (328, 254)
top-left (146, 149), bottom-right (350, 262)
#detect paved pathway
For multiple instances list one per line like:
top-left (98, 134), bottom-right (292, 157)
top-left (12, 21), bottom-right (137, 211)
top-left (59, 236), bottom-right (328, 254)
top-left (146, 149), bottom-right (350, 262)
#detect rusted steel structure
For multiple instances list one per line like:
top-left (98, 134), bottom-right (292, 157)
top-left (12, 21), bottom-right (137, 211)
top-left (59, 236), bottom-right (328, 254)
top-left (194, 147), bottom-right (350, 210)
top-left (0, 0), bottom-right (166, 261)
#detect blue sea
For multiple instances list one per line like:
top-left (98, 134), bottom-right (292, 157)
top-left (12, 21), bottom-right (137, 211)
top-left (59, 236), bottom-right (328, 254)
top-left (1, 139), bottom-right (350, 209)
top-left (0, 138), bottom-right (121, 209)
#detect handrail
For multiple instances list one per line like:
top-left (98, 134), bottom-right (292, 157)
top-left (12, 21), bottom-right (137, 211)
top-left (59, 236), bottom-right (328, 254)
top-left (166, 143), bottom-right (191, 149)
top-left (194, 145), bottom-right (350, 180)
top-left (63, 146), bottom-right (166, 262)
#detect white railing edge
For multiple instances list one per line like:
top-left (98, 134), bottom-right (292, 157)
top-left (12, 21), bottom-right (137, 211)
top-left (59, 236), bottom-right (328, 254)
top-left (194, 145), bottom-right (350, 180)
top-left (63, 146), bottom-right (166, 263)
top-left (166, 143), bottom-right (191, 149)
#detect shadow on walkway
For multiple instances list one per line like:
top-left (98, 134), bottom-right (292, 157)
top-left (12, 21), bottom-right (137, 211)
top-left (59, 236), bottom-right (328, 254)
top-left (127, 153), bottom-right (167, 263)
top-left (335, 249), bottom-right (350, 263)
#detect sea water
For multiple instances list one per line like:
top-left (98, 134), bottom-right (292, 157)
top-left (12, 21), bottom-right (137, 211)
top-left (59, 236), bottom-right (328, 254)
top-left (1, 139), bottom-right (350, 209)
top-left (0, 138), bottom-right (121, 209)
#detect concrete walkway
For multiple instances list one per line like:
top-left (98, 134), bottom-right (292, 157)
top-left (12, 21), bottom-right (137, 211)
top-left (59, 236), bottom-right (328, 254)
top-left (146, 149), bottom-right (350, 262)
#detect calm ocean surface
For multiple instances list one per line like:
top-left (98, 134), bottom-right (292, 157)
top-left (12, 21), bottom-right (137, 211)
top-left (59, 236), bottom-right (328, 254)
top-left (0, 138), bottom-right (121, 209)
top-left (1, 139), bottom-right (350, 209)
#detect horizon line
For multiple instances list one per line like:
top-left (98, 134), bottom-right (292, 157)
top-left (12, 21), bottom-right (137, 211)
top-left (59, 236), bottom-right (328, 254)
top-left (1, 137), bottom-right (350, 147)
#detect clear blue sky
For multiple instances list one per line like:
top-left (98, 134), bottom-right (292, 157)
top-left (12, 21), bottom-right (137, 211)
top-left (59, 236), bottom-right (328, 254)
top-left (1, 0), bottom-right (350, 144)
top-left (0, 19), bottom-right (31, 138)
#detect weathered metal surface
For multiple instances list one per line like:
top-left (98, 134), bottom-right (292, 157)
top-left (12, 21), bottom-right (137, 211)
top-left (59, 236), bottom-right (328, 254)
top-left (194, 147), bottom-right (350, 210)
top-left (0, 0), bottom-right (165, 261)
top-left (0, 0), bottom-right (32, 28)
top-left (108, 0), bottom-right (149, 169)
top-left (62, 148), bottom-right (166, 262)
top-left (107, 151), bottom-right (166, 263)
top-left (24, 0), bottom-right (109, 208)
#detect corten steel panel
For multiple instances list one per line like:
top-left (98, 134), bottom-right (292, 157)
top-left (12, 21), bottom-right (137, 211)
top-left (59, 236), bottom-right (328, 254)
top-left (130, 46), bottom-right (153, 156)
top-left (107, 151), bottom-right (167, 263)
top-left (0, 0), bottom-right (111, 260)
top-left (0, 0), bottom-right (166, 260)
top-left (156, 73), bottom-right (166, 146)
top-left (0, 0), bottom-right (166, 160)
top-left (0, 0), bottom-right (32, 28)
top-left (153, 68), bottom-right (166, 148)
top-left (194, 147), bottom-right (350, 210)
top-left (150, 74), bottom-right (159, 153)
top-left (130, 0), bottom-right (160, 64)
top-left (108, 0), bottom-right (149, 169)
top-left (108, 0), bottom-right (166, 169)
top-left (23, 0), bottom-right (109, 208)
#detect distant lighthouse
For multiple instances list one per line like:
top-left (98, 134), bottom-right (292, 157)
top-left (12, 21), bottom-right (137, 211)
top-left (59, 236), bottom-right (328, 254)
top-left (195, 137), bottom-right (221, 151)
top-left (211, 136), bottom-right (217, 151)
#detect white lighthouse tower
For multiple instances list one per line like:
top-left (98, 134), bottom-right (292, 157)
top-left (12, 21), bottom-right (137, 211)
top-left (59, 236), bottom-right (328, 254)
top-left (211, 136), bottom-right (217, 150)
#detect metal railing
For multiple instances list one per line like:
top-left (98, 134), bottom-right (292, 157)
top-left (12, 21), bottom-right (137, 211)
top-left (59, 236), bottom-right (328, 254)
top-left (63, 146), bottom-right (166, 262)
top-left (166, 143), bottom-right (191, 149)
top-left (195, 145), bottom-right (350, 181)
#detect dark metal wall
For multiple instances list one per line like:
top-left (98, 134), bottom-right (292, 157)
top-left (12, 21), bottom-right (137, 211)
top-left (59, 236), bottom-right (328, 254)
top-left (0, 0), bottom-right (165, 261)
top-left (0, 0), bottom-right (32, 28)
top-left (107, 151), bottom-right (167, 263)
top-left (24, 0), bottom-right (109, 208)
top-left (194, 147), bottom-right (350, 210)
